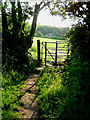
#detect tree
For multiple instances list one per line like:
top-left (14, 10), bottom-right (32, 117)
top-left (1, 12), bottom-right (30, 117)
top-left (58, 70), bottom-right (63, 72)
top-left (28, 0), bottom-right (67, 46)
top-left (50, 1), bottom-right (90, 29)
top-left (2, 1), bottom-right (33, 72)
top-left (35, 25), bottom-right (69, 38)
top-left (47, 1), bottom-right (90, 62)
top-left (3, 0), bottom-right (90, 49)
top-left (28, 0), bottom-right (90, 46)
top-left (29, 0), bottom-right (52, 46)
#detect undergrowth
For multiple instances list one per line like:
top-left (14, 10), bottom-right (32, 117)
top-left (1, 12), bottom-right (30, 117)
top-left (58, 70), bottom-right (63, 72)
top-left (2, 52), bottom-right (40, 119)
top-left (63, 60), bottom-right (90, 120)
top-left (2, 70), bottom-right (26, 119)
top-left (37, 62), bottom-right (90, 119)
top-left (37, 67), bottom-right (66, 119)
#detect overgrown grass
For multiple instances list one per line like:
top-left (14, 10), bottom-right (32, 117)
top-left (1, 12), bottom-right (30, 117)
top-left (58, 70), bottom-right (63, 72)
top-left (62, 60), bottom-right (90, 120)
top-left (2, 52), bottom-right (40, 119)
top-left (37, 61), bottom-right (90, 119)
top-left (37, 67), bottom-right (66, 119)
top-left (2, 70), bottom-right (26, 119)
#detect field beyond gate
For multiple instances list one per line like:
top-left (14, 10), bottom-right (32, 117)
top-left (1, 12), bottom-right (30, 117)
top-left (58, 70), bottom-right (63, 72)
top-left (30, 37), bottom-right (70, 66)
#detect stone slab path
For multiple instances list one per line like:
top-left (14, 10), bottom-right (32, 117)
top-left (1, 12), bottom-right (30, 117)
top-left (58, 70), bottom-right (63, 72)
top-left (18, 73), bottom-right (40, 119)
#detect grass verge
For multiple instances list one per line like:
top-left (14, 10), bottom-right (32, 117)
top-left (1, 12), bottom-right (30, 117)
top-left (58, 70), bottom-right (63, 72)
top-left (37, 60), bottom-right (90, 120)
top-left (2, 70), bottom-right (26, 119)
top-left (37, 67), bottom-right (66, 119)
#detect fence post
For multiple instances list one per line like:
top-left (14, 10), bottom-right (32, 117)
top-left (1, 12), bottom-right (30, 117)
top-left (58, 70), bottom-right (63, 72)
top-left (55, 41), bottom-right (58, 65)
top-left (45, 42), bottom-right (47, 66)
top-left (67, 41), bottom-right (69, 59)
top-left (37, 40), bottom-right (40, 61)
top-left (42, 42), bottom-right (43, 60)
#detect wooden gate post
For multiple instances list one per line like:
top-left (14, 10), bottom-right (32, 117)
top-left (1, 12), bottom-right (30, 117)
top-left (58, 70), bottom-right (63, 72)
top-left (41, 42), bottom-right (43, 60)
top-left (55, 41), bottom-right (58, 65)
top-left (67, 41), bottom-right (69, 59)
top-left (45, 42), bottom-right (47, 66)
top-left (37, 40), bottom-right (40, 61)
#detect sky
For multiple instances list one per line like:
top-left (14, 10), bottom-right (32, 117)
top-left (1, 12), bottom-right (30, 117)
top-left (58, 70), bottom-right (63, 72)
top-left (2, 0), bottom-right (79, 28)
top-left (29, 8), bottom-right (78, 28)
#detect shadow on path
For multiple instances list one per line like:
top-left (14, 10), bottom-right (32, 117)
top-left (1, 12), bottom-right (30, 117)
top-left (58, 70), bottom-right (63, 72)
top-left (18, 73), bottom-right (40, 119)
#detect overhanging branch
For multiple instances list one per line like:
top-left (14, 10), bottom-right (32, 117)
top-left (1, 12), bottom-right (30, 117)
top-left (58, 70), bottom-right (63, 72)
top-left (40, 1), bottom-right (52, 11)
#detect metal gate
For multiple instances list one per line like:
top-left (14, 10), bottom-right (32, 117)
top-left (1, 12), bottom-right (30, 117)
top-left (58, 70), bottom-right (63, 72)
top-left (37, 40), bottom-right (70, 66)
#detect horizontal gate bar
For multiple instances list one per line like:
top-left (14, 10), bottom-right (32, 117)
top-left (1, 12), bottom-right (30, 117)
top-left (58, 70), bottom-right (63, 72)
top-left (42, 57), bottom-right (54, 59)
top-left (56, 41), bottom-right (66, 44)
top-left (47, 47), bottom-right (55, 50)
top-left (58, 54), bottom-right (67, 57)
top-left (46, 60), bottom-right (64, 63)
top-left (47, 52), bottom-right (55, 54)
top-left (43, 57), bottom-right (66, 59)
top-left (42, 53), bottom-right (66, 55)
top-left (47, 57), bottom-right (55, 59)
top-left (42, 41), bottom-right (68, 44)
top-left (57, 51), bottom-right (66, 53)
top-left (57, 49), bottom-right (67, 51)
top-left (46, 54), bottom-right (55, 56)
top-left (58, 46), bottom-right (66, 48)
top-left (43, 41), bottom-right (56, 43)
top-left (58, 47), bottom-right (70, 49)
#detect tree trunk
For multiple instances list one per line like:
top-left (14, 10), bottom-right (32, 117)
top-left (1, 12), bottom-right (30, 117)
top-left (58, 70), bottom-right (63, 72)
top-left (2, 5), bottom-right (9, 41)
top-left (29, 3), bottom-right (40, 48)
top-left (2, 6), bottom-right (8, 30)
top-left (29, 1), bottom-right (51, 48)
top-left (18, 2), bottom-right (22, 32)
top-left (11, 2), bottom-right (18, 35)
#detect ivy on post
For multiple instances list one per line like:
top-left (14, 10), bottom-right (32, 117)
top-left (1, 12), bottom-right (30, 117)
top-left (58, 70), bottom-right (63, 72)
top-left (37, 40), bottom-right (40, 61)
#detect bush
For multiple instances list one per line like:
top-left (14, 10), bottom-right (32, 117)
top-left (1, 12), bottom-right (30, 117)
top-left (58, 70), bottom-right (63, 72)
top-left (69, 24), bottom-right (90, 62)
top-left (62, 23), bottom-right (90, 119)
top-left (2, 32), bottom-right (30, 73)
top-left (63, 59), bottom-right (90, 120)
top-left (37, 60), bottom-right (90, 119)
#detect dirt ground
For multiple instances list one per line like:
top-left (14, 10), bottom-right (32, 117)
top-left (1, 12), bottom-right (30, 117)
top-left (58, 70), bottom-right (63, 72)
top-left (18, 73), bottom-right (40, 119)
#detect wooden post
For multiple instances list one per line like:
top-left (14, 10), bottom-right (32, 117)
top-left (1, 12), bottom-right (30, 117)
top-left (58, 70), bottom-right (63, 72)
top-left (42, 42), bottom-right (43, 60)
top-left (37, 40), bottom-right (40, 61)
top-left (55, 41), bottom-right (58, 65)
top-left (45, 42), bottom-right (47, 66)
top-left (67, 41), bottom-right (69, 59)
